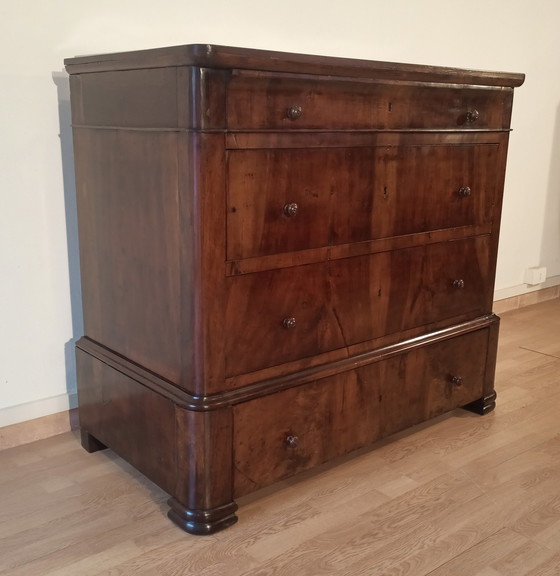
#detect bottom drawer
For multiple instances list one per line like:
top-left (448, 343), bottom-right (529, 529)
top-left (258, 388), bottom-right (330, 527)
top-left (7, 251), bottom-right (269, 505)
top-left (233, 327), bottom-right (489, 497)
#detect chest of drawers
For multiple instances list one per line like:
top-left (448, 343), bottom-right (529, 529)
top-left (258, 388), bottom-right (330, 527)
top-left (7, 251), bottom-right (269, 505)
top-left (65, 44), bottom-right (524, 534)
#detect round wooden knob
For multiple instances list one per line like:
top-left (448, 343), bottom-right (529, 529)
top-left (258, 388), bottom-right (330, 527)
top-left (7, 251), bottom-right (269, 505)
top-left (451, 376), bottom-right (464, 387)
top-left (286, 105), bottom-right (303, 120)
top-left (458, 186), bottom-right (472, 198)
top-left (285, 434), bottom-right (299, 448)
top-left (466, 109), bottom-right (480, 123)
top-left (453, 279), bottom-right (465, 289)
top-left (282, 317), bottom-right (296, 329)
top-left (284, 202), bottom-right (299, 217)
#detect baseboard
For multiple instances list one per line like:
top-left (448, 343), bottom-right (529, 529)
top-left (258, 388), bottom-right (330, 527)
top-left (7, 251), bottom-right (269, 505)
top-left (0, 393), bottom-right (78, 428)
top-left (0, 393), bottom-right (79, 451)
top-left (0, 408), bottom-right (79, 450)
top-left (493, 284), bottom-right (560, 314)
top-left (493, 275), bottom-right (560, 304)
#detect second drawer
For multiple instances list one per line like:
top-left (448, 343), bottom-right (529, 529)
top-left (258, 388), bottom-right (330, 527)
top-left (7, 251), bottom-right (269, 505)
top-left (226, 143), bottom-right (500, 260)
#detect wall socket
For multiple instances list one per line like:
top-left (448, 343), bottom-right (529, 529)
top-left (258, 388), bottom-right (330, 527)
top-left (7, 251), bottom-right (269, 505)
top-left (524, 266), bottom-right (547, 286)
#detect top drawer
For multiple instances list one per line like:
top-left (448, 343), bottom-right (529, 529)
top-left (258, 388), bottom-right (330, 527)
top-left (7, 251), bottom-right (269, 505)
top-left (227, 72), bottom-right (512, 131)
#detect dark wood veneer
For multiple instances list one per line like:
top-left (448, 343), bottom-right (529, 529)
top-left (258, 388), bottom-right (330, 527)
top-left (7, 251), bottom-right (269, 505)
top-left (226, 144), bottom-right (499, 260)
top-left (225, 237), bottom-right (492, 376)
top-left (233, 328), bottom-right (489, 497)
top-left (64, 43), bottom-right (524, 87)
top-left (65, 44), bottom-right (523, 534)
top-left (227, 73), bottom-right (512, 130)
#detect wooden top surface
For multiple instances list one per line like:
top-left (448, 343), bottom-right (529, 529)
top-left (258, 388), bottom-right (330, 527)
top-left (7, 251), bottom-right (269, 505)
top-left (64, 43), bottom-right (525, 87)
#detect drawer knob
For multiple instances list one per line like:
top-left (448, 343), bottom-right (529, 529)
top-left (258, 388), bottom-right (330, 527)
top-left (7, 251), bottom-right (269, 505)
top-left (458, 186), bottom-right (472, 198)
top-left (466, 109), bottom-right (480, 124)
top-left (451, 376), bottom-right (464, 387)
top-left (453, 279), bottom-right (465, 289)
top-left (285, 434), bottom-right (299, 448)
top-left (286, 105), bottom-right (303, 120)
top-left (283, 202), bottom-right (299, 217)
top-left (282, 317), bottom-right (296, 329)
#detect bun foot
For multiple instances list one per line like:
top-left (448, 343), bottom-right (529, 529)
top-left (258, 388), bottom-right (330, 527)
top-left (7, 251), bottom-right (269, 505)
top-left (464, 390), bottom-right (497, 415)
top-left (167, 498), bottom-right (238, 535)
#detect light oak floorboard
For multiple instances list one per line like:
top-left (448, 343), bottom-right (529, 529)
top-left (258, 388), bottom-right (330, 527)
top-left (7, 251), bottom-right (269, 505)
top-left (1, 299), bottom-right (560, 576)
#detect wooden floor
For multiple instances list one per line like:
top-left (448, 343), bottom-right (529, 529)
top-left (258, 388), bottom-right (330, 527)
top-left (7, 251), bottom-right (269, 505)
top-left (2, 299), bottom-right (560, 576)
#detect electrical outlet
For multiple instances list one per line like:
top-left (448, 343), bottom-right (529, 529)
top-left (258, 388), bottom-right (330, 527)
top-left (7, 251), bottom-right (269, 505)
top-left (524, 266), bottom-right (547, 286)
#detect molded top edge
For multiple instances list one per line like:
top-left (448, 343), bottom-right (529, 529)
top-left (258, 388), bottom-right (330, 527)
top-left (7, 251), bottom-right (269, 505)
top-left (64, 43), bottom-right (525, 87)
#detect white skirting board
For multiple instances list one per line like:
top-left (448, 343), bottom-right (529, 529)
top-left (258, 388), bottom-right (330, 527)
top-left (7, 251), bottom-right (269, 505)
top-left (0, 393), bottom-right (78, 428)
top-left (494, 274), bottom-right (560, 301)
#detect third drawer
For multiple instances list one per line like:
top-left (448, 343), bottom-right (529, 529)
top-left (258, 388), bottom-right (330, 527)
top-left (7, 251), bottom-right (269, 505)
top-left (225, 236), bottom-right (492, 376)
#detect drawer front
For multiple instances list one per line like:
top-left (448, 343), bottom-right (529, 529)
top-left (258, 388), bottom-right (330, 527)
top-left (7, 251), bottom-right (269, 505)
top-left (227, 73), bottom-right (510, 130)
top-left (227, 144), bottom-right (499, 260)
top-left (372, 143), bottom-right (499, 239)
top-left (225, 236), bottom-right (491, 376)
top-left (233, 328), bottom-right (488, 496)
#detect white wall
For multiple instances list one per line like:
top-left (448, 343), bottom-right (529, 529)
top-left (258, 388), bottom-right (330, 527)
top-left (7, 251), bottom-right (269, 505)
top-left (1, 0), bottom-right (559, 425)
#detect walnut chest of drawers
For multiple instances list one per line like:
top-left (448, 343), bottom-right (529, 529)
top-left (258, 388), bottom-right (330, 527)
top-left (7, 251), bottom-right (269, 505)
top-left (65, 44), bottom-right (524, 534)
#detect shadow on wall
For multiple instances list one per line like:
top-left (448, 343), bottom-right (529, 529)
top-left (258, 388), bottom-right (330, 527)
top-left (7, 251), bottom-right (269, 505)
top-left (53, 70), bottom-right (83, 408)
top-left (540, 102), bottom-right (560, 278)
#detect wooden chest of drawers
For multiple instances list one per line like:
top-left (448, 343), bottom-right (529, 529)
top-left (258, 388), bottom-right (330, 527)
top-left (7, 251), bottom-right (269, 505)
top-left (65, 44), bottom-right (524, 534)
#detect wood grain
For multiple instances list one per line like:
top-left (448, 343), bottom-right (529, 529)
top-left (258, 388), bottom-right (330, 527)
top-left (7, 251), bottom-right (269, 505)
top-left (64, 44), bottom-right (525, 88)
top-left (227, 71), bottom-right (512, 130)
top-left (226, 144), bottom-right (499, 261)
top-left (73, 128), bottom-right (183, 384)
top-left (225, 237), bottom-right (492, 376)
